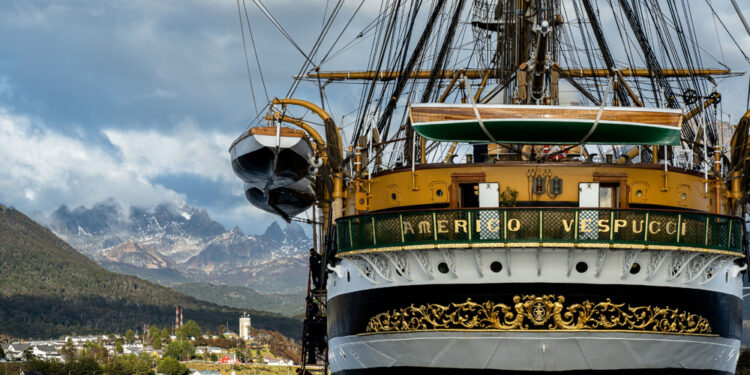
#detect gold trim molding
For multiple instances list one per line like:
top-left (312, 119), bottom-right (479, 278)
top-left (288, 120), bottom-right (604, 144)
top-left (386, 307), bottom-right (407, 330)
top-left (365, 295), bottom-right (712, 336)
top-left (336, 242), bottom-right (741, 258)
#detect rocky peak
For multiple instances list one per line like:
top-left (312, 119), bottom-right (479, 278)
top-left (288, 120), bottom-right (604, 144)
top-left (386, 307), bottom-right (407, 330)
top-left (285, 222), bottom-right (308, 242)
top-left (49, 199), bottom-right (123, 236)
top-left (261, 221), bottom-right (285, 242)
top-left (184, 208), bottom-right (226, 238)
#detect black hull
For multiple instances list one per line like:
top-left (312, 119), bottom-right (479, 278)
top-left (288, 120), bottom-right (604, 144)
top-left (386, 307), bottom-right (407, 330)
top-left (231, 147), bottom-right (310, 187)
top-left (328, 282), bottom-right (742, 339)
top-left (336, 368), bottom-right (733, 375)
top-left (245, 183), bottom-right (315, 222)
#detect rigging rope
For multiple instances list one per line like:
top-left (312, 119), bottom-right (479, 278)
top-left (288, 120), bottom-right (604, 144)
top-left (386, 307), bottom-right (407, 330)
top-left (730, 0), bottom-right (750, 40)
top-left (704, 0), bottom-right (750, 65)
top-left (236, 0), bottom-right (259, 113)
top-left (242, 0), bottom-right (269, 103)
top-left (579, 76), bottom-right (614, 146)
top-left (376, 0), bottom-right (447, 134)
top-left (250, 0), bottom-right (316, 65)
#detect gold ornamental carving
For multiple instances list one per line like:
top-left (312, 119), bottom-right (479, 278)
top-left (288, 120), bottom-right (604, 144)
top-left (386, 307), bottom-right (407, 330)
top-left (365, 295), bottom-right (712, 335)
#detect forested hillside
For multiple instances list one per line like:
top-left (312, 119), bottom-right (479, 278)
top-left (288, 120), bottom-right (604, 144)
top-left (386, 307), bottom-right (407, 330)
top-left (173, 283), bottom-right (304, 316)
top-left (0, 204), bottom-right (300, 339)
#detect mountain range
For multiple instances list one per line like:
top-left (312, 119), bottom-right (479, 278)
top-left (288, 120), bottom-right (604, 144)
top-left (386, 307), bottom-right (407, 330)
top-left (40, 199), bottom-right (311, 295)
top-left (0, 203), bottom-right (300, 339)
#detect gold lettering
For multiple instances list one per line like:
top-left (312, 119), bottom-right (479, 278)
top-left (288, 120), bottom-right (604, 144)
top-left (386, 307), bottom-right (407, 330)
top-left (613, 219), bottom-right (627, 233)
top-left (681, 222), bottom-right (687, 236)
top-left (665, 221), bottom-right (676, 235)
top-left (507, 218), bottom-right (521, 232)
top-left (562, 219), bottom-right (575, 233)
top-left (437, 220), bottom-right (449, 233)
top-left (632, 220), bottom-right (644, 234)
top-left (598, 219), bottom-right (610, 233)
top-left (454, 220), bottom-right (468, 233)
top-left (580, 219), bottom-right (593, 233)
top-left (403, 221), bottom-right (414, 235)
top-left (487, 219), bottom-right (500, 232)
top-left (418, 220), bottom-right (431, 234)
top-left (648, 221), bottom-right (660, 234)
top-left (476, 220), bottom-right (482, 232)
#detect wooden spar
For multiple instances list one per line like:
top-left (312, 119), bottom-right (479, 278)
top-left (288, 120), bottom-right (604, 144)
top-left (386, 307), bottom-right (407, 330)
top-left (438, 70), bottom-right (463, 102)
top-left (551, 63), bottom-right (600, 105)
top-left (303, 68), bottom-right (739, 81)
top-left (473, 69), bottom-right (492, 102)
top-left (615, 70), bottom-right (643, 107)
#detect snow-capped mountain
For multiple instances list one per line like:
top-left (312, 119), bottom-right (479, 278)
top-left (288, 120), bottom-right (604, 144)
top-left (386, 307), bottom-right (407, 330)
top-left (182, 221), bottom-right (309, 274)
top-left (42, 199), bottom-right (311, 293)
top-left (47, 198), bottom-right (226, 262)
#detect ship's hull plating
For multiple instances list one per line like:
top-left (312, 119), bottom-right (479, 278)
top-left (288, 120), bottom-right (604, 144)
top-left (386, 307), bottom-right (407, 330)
top-left (326, 246), bottom-right (742, 374)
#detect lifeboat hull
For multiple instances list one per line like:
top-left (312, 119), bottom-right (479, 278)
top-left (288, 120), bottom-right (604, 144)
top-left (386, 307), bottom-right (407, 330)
top-left (230, 126), bottom-right (313, 189)
top-left (244, 178), bottom-right (315, 222)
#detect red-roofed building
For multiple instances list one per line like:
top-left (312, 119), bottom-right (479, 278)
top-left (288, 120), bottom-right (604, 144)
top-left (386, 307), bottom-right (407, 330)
top-left (219, 353), bottom-right (237, 364)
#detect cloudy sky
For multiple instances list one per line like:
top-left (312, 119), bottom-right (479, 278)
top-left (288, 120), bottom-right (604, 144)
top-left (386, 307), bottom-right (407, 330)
top-left (0, 1), bottom-right (748, 234)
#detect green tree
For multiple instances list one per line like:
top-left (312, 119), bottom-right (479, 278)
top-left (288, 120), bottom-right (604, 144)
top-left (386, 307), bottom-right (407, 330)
top-left (0, 343), bottom-right (5, 359)
top-left (125, 329), bottom-right (135, 344)
top-left (161, 328), bottom-right (172, 344)
top-left (157, 357), bottom-right (189, 375)
top-left (104, 353), bottom-right (156, 375)
top-left (61, 337), bottom-right (77, 361)
top-left (24, 359), bottom-right (63, 374)
top-left (75, 356), bottom-right (102, 374)
top-left (209, 352), bottom-right (218, 362)
top-left (149, 325), bottom-right (160, 344)
top-left (152, 331), bottom-right (162, 350)
top-left (164, 340), bottom-right (195, 361)
top-left (115, 340), bottom-right (124, 354)
top-left (177, 320), bottom-right (201, 341)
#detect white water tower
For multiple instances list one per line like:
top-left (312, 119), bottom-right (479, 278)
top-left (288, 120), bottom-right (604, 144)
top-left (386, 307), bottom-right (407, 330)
top-left (239, 312), bottom-right (252, 341)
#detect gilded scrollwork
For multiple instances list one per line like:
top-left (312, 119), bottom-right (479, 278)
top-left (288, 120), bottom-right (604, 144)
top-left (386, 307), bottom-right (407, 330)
top-left (366, 295), bottom-right (712, 335)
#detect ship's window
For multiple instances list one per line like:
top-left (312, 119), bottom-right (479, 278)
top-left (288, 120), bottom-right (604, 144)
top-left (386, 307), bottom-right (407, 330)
top-left (459, 183), bottom-right (479, 208)
top-left (575, 262), bottom-right (588, 273)
top-left (630, 263), bottom-right (641, 275)
top-left (391, 193), bottom-right (397, 201)
top-left (436, 189), bottom-right (443, 197)
top-left (438, 262), bottom-right (450, 274)
top-left (490, 261), bottom-right (503, 273)
top-left (599, 186), bottom-right (614, 208)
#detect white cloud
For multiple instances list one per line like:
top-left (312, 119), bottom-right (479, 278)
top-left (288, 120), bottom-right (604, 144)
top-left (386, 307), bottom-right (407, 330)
top-left (103, 118), bottom-right (236, 183)
top-left (0, 108), bottom-right (246, 216)
top-left (0, 106), bottom-right (287, 233)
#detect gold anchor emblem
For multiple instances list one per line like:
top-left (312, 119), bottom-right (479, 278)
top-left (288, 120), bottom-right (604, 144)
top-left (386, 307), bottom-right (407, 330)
top-left (530, 300), bottom-right (548, 324)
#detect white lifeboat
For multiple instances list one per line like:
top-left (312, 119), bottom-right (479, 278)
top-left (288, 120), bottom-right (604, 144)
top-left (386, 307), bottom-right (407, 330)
top-left (229, 126), bottom-right (313, 190)
top-left (243, 178), bottom-right (315, 222)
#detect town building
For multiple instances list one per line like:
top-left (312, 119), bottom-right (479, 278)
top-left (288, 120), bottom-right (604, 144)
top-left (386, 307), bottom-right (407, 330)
top-left (219, 353), bottom-right (238, 364)
top-left (239, 312), bottom-right (252, 341)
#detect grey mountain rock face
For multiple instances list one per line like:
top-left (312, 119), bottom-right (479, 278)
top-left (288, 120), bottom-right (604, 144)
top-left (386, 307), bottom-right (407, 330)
top-left (43, 199), bottom-right (311, 293)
